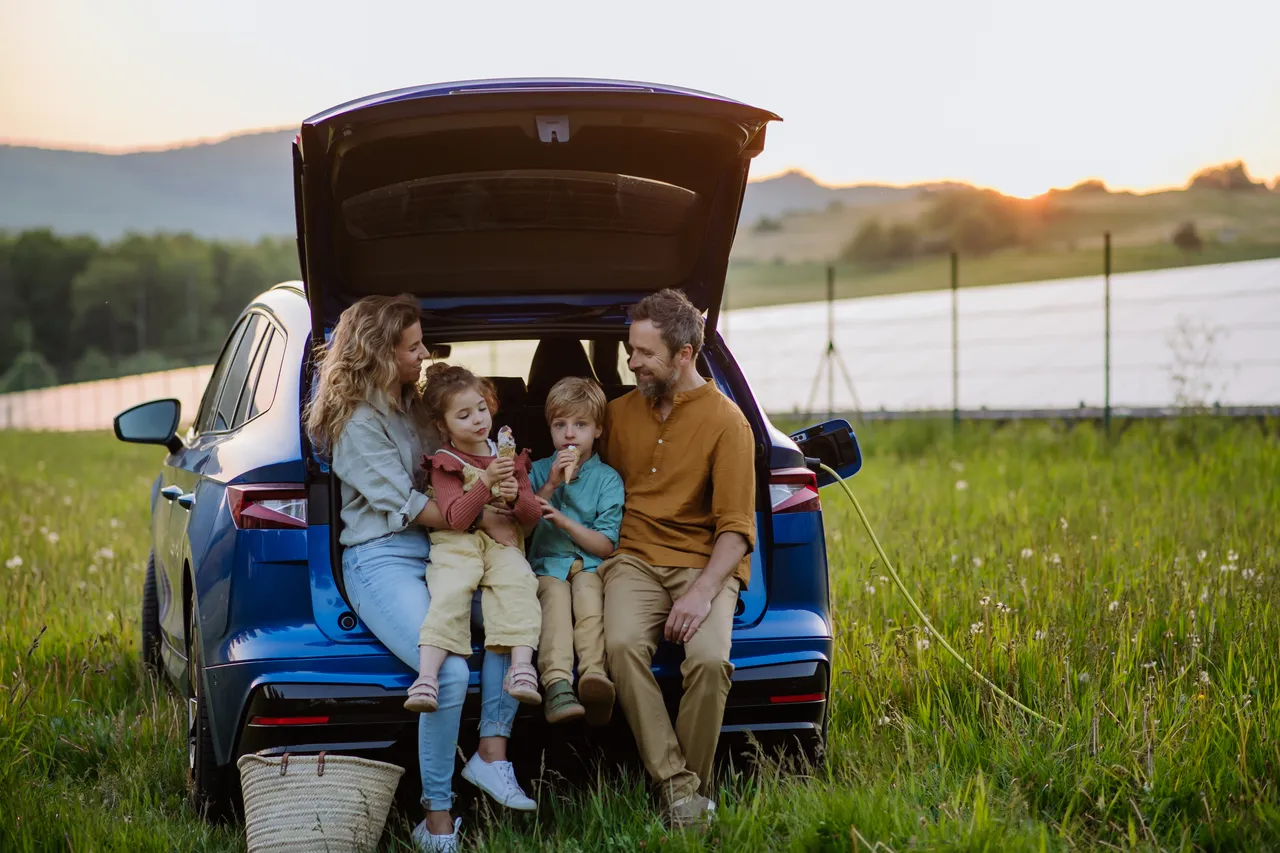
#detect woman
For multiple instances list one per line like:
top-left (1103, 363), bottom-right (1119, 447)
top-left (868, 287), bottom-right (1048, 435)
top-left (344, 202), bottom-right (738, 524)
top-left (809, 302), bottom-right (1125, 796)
top-left (306, 294), bottom-right (535, 853)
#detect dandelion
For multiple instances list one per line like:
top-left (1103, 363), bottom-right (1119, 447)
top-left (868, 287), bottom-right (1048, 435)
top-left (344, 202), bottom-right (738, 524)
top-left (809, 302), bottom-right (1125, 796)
top-left (1219, 563), bottom-right (1237, 573)
top-left (1199, 670), bottom-right (1211, 685)
top-left (1051, 553), bottom-right (1062, 565)
top-left (1033, 630), bottom-right (1047, 641)
top-left (46, 531), bottom-right (60, 545)
top-left (1242, 568), bottom-right (1256, 581)
top-left (109, 518), bottom-right (121, 529)
top-left (1141, 661), bottom-right (1158, 670)
top-left (1108, 600), bottom-right (1119, 612)
top-left (1020, 547), bottom-right (1034, 559)
top-left (865, 584), bottom-right (876, 595)
top-left (979, 595), bottom-right (991, 607)
top-left (970, 622), bottom-right (984, 635)
top-left (95, 547), bottom-right (115, 561)
top-left (950, 554), bottom-right (958, 564)
top-left (877, 716), bottom-right (891, 726)
top-left (62, 495), bottom-right (72, 506)
top-left (1197, 550), bottom-right (1207, 562)
top-left (1090, 534), bottom-right (1098, 541)
top-left (996, 601), bottom-right (1011, 614)
top-left (4, 556), bottom-right (22, 569)
top-left (1198, 587), bottom-right (1209, 604)
top-left (77, 581), bottom-right (87, 591)
top-left (972, 557), bottom-right (983, 568)
top-left (916, 637), bottom-right (931, 651)
top-left (878, 575), bottom-right (889, 584)
top-left (1059, 517), bottom-right (1069, 531)
top-left (1227, 550), bottom-right (1238, 563)
top-left (955, 480), bottom-right (968, 491)
top-left (1077, 671), bottom-right (1090, 683)
top-left (88, 565), bottom-right (99, 574)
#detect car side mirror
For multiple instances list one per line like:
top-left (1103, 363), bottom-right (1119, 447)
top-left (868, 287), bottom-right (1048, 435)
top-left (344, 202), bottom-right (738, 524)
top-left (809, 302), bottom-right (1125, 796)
top-left (115, 399), bottom-right (183, 453)
top-left (790, 419), bottom-right (862, 487)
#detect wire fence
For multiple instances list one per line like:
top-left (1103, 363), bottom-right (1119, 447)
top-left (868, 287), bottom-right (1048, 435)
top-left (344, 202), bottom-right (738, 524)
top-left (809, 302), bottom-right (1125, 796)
top-left (1, 250), bottom-right (1277, 432)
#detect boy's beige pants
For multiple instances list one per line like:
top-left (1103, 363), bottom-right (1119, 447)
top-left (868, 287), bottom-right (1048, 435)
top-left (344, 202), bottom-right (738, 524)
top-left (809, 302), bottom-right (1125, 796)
top-left (536, 558), bottom-right (607, 688)
top-left (600, 554), bottom-right (739, 803)
top-left (421, 530), bottom-right (540, 656)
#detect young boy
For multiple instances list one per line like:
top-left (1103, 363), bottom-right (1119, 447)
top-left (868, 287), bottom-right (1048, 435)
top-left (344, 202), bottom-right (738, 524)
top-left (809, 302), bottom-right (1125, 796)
top-left (529, 377), bottom-right (625, 725)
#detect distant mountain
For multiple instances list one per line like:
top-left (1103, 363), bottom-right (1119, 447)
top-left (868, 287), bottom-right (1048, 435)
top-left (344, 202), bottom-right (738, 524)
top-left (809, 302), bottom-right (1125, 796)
top-left (0, 131), bottom-right (946, 241)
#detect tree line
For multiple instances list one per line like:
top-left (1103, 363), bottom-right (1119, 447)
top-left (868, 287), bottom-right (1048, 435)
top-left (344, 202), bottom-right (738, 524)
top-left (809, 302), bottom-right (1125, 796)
top-left (0, 230), bottom-right (299, 392)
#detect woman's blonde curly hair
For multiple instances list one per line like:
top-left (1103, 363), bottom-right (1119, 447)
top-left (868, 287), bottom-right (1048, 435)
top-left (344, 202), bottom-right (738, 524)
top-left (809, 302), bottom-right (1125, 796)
top-left (305, 294), bottom-right (427, 452)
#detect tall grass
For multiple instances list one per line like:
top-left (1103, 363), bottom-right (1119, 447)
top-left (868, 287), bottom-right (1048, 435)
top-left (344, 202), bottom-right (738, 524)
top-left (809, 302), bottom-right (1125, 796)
top-left (0, 422), bottom-right (1276, 851)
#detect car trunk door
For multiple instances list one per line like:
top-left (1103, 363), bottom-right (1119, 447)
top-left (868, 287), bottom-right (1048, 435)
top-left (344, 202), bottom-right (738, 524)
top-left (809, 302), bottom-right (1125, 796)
top-left (293, 80), bottom-right (778, 340)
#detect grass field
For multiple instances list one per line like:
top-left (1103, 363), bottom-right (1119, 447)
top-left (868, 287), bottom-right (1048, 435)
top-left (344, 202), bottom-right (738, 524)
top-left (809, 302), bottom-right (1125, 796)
top-left (1, 422), bottom-right (1277, 851)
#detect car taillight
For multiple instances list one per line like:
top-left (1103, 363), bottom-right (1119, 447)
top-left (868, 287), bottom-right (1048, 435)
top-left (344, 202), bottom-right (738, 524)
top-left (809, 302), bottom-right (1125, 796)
top-left (228, 484), bottom-right (308, 529)
top-left (769, 467), bottom-right (821, 514)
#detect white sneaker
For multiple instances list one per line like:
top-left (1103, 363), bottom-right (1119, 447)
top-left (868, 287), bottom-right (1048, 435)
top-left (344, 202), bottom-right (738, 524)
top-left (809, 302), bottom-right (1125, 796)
top-left (411, 816), bottom-right (461, 853)
top-left (460, 753), bottom-right (537, 811)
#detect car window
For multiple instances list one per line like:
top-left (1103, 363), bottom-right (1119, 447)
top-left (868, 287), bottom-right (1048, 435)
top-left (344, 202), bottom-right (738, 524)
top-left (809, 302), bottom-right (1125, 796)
top-left (195, 318), bottom-right (250, 434)
top-left (212, 314), bottom-right (267, 432)
top-left (250, 327), bottom-right (287, 419)
top-left (233, 326), bottom-right (273, 427)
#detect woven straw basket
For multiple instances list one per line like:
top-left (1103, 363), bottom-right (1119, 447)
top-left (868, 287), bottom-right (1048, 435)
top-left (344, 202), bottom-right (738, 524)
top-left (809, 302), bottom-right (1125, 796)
top-left (237, 751), bottom-right (405, 853)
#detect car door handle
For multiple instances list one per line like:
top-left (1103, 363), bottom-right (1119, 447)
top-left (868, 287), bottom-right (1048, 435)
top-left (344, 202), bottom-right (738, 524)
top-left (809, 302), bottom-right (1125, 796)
top-left (160, 485), bottom-right (183, 501)
top-left (177, 493), bottom-right (196, 510)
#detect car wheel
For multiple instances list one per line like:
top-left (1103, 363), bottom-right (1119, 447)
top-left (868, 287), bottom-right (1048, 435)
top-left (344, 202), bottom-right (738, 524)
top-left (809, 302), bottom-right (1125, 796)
top-left (187, 603), bottom-right (232, 822)
top-left (141, 551), bottom-right (162, 675)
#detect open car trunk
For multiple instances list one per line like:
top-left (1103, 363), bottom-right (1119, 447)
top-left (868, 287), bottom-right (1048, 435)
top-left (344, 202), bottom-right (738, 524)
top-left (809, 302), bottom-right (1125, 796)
top-left (293, 79), bottom-right (779, 338)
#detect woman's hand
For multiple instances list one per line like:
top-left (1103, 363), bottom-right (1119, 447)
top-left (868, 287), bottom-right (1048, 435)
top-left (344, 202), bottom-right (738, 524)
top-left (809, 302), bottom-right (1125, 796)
top-left (477, 506), bottom-right (520, 547)
top-left (496, 476), bottom-right (518, 503)
top-left (480, 457), bottom-right (515, 489)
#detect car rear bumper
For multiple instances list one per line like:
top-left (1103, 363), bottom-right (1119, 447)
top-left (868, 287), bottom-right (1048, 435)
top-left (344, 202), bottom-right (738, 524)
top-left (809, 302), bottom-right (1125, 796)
top-left (209, 638), bottom-right (831, 767)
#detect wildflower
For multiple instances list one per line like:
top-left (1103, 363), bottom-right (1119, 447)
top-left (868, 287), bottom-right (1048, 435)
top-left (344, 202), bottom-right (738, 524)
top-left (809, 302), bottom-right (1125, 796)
top-left (1141, 661), bottom-right (1157, 670)
top-left (1199, 670), bottom-right (1210, 686)
top-left (1198, 587), bottom-right (1209, 603)
top-left (1219, 563), bottom-right (1237, 573)
top-left (62, 496), bottom-right (72, 506)
top-left (109, 518), bottom-right (121, 529)
top-left (4, 556), bottom-right (22, 569)
top-left (1242, 568), bottom-right (1256, 581)
top-left (95, 547), bottom-right (115, 561)
top-left (88, 564), bottom-right (99, 574)
top-left (916, 637), bottom-right (931, 651)
top-left (46, 531), bottom-right (60, 545)
top-left (878, 575), bottom-right (889, 584)
top-left (979, 595), bottom-right (991, 607)
top-left (1227, 550), bottom-right (1238, 563)
top-left (1077, 671), bottom-right (1090, 683)
top-left (1108, 600), bottom-right (1119, 612)
top-left (1197, 550), bottom-right (1207, 562)
top-left (1033, 630), bottom-right (1047, 641)
top-left (972, 557), bottom-right (983, 567)
top-left (950, 554), bottom-right (958, 564)
top-left (877, 716), bottom-right (891, 726)
top-left (1020, 547), bottom-right (1034, 559)
top-left (949, 460), bottom-right (965, 472)
top-left (1059, 517), bottom-right (1069, 531)
top-left (106, 612), bottom-right (115, 621)
top-left (865, 584), bottom-right (876, 595)
top-left (1051, 554), bottom-right (1062, 565)
top-left (1090, 534), bottom-right (1098, 541)
top-left (996, 601), bottom-right (1011, 614)
top-left (955, 480), bottom-right (968, 491)
top-left (77, 582), bottom-right (87, 591)
top-left (970, 622), bottom-right (984, 635)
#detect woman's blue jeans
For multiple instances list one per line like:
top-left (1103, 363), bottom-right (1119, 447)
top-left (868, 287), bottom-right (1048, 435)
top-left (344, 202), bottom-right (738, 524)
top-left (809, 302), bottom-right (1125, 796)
top-left (341, 527), bottom-right (517, 811)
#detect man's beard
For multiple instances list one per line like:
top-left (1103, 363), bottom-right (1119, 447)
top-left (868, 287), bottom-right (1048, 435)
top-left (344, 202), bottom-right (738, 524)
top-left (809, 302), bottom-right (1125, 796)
top-left (636, 366), bottom-right (677, 400)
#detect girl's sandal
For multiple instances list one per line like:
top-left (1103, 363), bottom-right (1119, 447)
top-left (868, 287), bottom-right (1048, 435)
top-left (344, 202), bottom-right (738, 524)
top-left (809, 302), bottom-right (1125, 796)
top-left (404, 674), bottom-right (440, 713)
top-left (503, 663), bottom-right (542, 706)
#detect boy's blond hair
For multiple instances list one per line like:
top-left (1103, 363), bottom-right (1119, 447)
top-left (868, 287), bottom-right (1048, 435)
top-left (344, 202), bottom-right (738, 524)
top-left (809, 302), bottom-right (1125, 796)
top-left (545, 376), bottom-right (607, 425)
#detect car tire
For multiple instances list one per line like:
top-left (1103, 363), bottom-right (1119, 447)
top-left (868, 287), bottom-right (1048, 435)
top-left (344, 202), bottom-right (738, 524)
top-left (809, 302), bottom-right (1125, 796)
top-left (141, 551), bottom-right (162, 675)
top-left (187, 603), bottom-right (233, 822)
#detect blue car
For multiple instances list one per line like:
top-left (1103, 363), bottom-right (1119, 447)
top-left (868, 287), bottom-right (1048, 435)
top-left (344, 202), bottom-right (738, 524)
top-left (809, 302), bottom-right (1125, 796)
top-left (114, 78), bottom-right (863, 820)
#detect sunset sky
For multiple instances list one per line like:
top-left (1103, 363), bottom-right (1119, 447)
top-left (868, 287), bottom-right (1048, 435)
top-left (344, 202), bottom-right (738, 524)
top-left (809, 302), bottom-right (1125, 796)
top-left (2, 0), bottom-right (1278, 197)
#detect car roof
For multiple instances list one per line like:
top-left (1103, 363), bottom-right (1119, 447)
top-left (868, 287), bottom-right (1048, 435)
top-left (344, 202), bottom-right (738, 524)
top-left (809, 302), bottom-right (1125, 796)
top-left (303, 77), bottom-right (773, 126)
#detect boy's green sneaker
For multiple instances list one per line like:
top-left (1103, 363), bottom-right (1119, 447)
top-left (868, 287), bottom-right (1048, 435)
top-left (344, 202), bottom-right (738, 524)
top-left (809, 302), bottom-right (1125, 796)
top-left (543, 679), bottom-right (585, 724)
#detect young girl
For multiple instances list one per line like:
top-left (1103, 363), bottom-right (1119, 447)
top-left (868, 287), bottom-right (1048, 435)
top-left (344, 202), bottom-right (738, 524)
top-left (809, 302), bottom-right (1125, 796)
top-left (406, 362), bottom-right (543, 713)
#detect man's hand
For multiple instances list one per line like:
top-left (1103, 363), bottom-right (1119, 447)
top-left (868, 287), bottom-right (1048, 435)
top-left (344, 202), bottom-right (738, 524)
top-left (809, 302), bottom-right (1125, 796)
top-left (665, 583), bottom-right (715, 644)
top-left (496, 476), bottom-right (518, 503)
top-left (536, 496), bottom-right (568, 529)
top-left (477, 506), bottom-right (520, 547)
top-left (480, 457), bottom-right (515, 489)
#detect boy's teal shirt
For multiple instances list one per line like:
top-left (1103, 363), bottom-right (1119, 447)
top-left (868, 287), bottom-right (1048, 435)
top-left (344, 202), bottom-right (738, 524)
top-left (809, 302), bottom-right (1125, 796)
top-left (528, 452), bottom-right (625, 580)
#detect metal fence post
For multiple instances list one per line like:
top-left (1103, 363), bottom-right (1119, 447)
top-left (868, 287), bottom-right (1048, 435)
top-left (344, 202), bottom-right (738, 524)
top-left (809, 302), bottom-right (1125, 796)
top-left (951, 251), bottom-right (959, 429)
top-left (1104, 231), bottom-right (1112, 435)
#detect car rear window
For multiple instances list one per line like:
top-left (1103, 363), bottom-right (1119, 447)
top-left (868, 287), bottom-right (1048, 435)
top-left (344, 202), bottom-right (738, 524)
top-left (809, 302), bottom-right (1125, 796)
top-left (341, 170), bottom-right (699, 240)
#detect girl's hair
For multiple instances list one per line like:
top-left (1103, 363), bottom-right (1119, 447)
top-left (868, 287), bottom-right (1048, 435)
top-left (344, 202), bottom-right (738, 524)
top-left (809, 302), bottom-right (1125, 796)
top-left (305, 294), bottom-right (425, 452)
top-left (420, 362), bottom-right (499, 444)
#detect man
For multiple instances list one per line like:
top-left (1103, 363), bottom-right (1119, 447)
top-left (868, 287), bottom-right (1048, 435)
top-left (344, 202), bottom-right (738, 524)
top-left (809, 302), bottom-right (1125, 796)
top-left (598, 288), bottom-right (755, 828)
